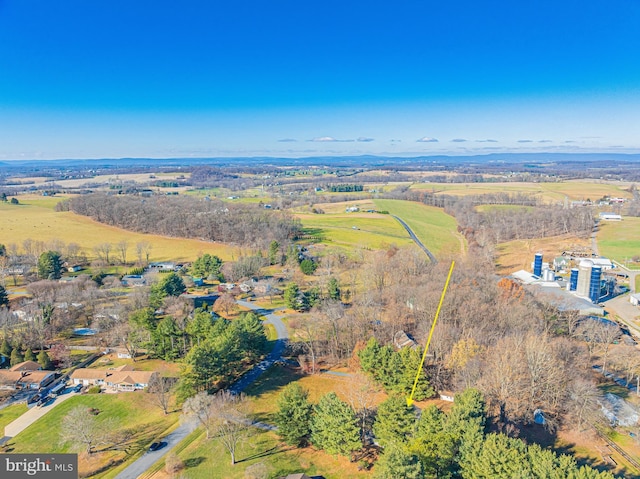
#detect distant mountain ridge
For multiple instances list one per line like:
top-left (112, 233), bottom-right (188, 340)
top-left (1, 152), bottom-right (640, 172)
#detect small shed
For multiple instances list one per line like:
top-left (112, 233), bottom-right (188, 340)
top-left (630, 293), bottom-right (640, 306)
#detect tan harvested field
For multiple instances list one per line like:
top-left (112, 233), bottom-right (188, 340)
top-left (0, 198), bottom-right (237, 262)
top-left (18, 171), bottom-right (191, 189)
top-left (411, 179), bottom-right (634, 203)
top-left (495, 234), bottom-right (591, 274)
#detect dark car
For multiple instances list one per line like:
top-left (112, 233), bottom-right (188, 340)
top-left (148, 441), bottom-right (164, 452)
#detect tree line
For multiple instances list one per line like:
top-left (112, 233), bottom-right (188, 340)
top-left (60, 193), bottom-right (302, 248)
top-left (273, 385), bottom-right (615, 478)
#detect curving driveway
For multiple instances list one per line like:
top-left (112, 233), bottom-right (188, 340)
top-left (115, 301), bottom-right (288, 479)
top-left (391, 214), bottom-right (437, 263)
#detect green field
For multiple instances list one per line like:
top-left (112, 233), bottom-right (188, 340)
top-left (411, 180), bottom-right (633, 204)
top-left (0, 403), bottom-right (28, 433)
top-left (597, 217), bottom-right (640, 268)
top-left (7, 393), bottom-right (179, 478)
top-left (296, 212), bottom-right (414, 250)
top-left (373, 199), bottom-right (465, 256)
top-left (0, 198), bottom-right (237, 262)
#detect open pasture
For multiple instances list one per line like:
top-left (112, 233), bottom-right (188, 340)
top-left (597, 217), bottom-right (640, 268)
top-left (411, 180), bottom-right (633, 203)
top-left (0, 199), bottom-right (237, 262)
top-left (373, 199), bottom-right (465, 256)
top-left (296, 212), bottom-right (414, 250)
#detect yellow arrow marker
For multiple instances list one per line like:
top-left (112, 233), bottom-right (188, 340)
top-left (407, 260), bottom-right (455, 407)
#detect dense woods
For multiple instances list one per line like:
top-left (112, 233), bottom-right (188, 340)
top-left (63, 194), bottom-right (301, 248)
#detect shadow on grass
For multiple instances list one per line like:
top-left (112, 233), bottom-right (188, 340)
top-left (599, 382), bottom-right (630, 399)
top-left (244, 365), bottom-right (301, 398)
top-left (184, 456), bottom-right (206, 468)
top-left (237, 444), bottom-right (284, 464)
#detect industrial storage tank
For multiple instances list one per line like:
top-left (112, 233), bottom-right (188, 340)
top-left (569, 268), bottom-right (579, 291)
top-left (534, 253), bottom-right (543, 277)
top-left (576, 260), bottom-right (593, 298)
top-left (589, 266), bottom-right (602, 303)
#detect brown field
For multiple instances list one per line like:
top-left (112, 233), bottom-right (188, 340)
top-left (495, 234), bottom-right (591, 274)
top-left (0, 198), bottom-right (237, 262)
top-left (411, 179), bottom-right (634, 204)
top-left (17, 171), bottom-right (191, 189)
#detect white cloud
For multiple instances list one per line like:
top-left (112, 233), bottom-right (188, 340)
top-left (416, 137), bottom-right (439, 143)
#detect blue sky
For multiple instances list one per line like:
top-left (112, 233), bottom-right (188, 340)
top-left (1, 1), bottom-right (639, 159)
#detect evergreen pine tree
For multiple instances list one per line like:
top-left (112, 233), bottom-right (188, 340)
top-left (24, 347), bottom-right (36, 362)
top-left (398, 346), bottom-right (434, 400)
top-left (0, 338), bottom-right (12, 357)
top-left (373, 395), bottom-right (416, 448)
top-left (268, 240), bottom-right (279, 265)
top-left (311, 392), bottom-right (361, 458)
top-left (37, 350), bottom-right (53, 370)
top-left (10, 348), bottom-right (24, 366)
top-left (374, 444), bottom-right (424, 479)
top-left (0, 284), bottom-right (8, 308)
top-left (284, 282), bottom-right (300, 310)
top-left (274, 383), bottom-right (313, 447)
top-left (327, 277), bottom-right (341, 300)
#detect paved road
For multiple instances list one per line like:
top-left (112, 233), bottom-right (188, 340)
top-left (115, 301), bottom-right (288, 479)
top-left (391, 214), bottom-right (437, 263)
top-left (612, 260), bottom-right (640, 293)
top-left (0, 390), bottom-right (78, 446)
top-left (603, 294), bottom-right (640, 338)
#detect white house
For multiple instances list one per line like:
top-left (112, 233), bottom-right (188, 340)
top-left (630, 293), bottom-right (640, 306)
top-left (599, 213), bottom-right (622, 221)
top-left (70, 365), bottom-right (157, 392)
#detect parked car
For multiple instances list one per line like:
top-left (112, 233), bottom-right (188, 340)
top-left (148, 441), bottom-right (164, 452)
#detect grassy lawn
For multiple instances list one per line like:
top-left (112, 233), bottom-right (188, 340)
top-left (0, 201), bottom-right (238, 263)
top-left (598, 217), bottom-right (640, 268)
top-left (159, 428), bottom-right (369, 479)
top-left (0, 403), bottom-right (28, 433)
top-left (244, 365), bottom-right (387, 425)
top-left (296, 212), bottom-right (414, 250)
top-left (89, 354), bottom-right (181, 376)
top-left (373, 199), bottom-right (465, 256)
top-left (6, 393), bottom-right (179, 478)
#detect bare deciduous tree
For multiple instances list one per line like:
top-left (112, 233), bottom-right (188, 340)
top-left (148, 376), bottom-right (177, 415)
top-left (182, 390), bottom-right (252, 465)
top-left (116, 240), bottom-right (128, 265)
top-left (60, 406), bottom-right (116, 454)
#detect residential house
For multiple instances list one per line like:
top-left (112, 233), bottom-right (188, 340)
top-left (393, 330), bottom-right (417, 349)
top-left (0, 370), bottom-right (56, 390)
top-left (148, 262), bottom-right (177, 271)
top-left (122, 275), bottom-right (146, 287)
top-left (9, 361), bottom-right (42, 372)
top-left (70, 365), bottom-right (157, 392)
